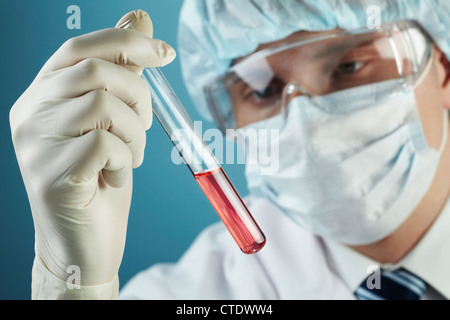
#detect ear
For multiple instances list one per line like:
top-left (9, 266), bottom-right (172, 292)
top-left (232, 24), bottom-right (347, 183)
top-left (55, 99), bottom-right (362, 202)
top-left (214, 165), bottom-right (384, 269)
top-left (436, 46), bottom-right (450, 109)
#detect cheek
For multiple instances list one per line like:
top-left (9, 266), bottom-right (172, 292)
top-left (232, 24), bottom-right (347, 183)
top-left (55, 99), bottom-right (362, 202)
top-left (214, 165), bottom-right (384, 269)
top-left (414, 68), bottom-right (446, 150)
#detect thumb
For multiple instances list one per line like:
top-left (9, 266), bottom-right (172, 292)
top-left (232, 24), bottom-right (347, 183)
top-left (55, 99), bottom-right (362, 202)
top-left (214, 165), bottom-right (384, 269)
top-left (116, 9), bottom-right (154, 38)
top-left (116, 9), bottom-right (157, 76)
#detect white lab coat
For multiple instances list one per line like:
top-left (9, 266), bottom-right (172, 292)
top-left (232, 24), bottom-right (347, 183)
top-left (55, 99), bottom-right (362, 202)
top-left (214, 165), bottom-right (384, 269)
top-left (119, 196), bottom-right (355, 299)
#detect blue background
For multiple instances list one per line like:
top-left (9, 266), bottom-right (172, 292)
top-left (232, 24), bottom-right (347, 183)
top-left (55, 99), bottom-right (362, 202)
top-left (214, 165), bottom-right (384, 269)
top-left (0, 0), bottom-right (248, 299)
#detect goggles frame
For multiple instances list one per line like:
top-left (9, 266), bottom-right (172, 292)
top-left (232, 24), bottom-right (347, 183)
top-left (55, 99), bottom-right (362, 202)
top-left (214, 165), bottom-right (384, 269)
top-left (204, 20), bottom-right (434, 133)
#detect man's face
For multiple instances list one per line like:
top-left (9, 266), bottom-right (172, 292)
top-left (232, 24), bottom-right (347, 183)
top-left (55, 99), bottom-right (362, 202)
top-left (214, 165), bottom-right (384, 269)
top-left (225, 26), bottom-right (450, 249)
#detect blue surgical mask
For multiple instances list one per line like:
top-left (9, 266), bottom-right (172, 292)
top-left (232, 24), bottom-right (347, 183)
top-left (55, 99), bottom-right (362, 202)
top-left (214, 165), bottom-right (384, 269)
top-left (242, 79), bottom-right (449, 245)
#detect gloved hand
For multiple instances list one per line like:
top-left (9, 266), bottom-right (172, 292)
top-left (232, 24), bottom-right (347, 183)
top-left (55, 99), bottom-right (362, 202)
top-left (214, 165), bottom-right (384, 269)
top-left (9, 10), bottom-right (175, 299)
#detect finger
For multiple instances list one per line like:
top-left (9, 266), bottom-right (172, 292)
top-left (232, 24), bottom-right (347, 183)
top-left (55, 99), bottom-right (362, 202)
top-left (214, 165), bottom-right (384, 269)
top-left (40, 58), bottom-right (153, 130)
top-left (38, 27), bottom-right (176, 76)
top-left (69, 129), bottom-right (133, 188)
top-left (52, 90), bottom-right (147, 168)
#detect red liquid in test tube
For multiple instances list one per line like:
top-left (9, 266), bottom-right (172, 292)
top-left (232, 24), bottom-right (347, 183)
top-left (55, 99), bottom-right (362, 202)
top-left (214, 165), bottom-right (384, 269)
top-left (194, 167), bottom-right (266, 254)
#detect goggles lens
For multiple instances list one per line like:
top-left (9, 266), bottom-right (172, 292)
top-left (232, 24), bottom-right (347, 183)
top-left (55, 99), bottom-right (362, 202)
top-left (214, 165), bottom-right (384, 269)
top-left (205, 20), bottom-right (433, 132)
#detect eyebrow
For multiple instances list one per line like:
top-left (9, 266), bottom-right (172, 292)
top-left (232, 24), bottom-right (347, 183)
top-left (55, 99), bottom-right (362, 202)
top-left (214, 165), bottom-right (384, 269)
top-left (231, 29), bottom-right (344, 66)
top-left (313, 33), bottom-right (382, 59)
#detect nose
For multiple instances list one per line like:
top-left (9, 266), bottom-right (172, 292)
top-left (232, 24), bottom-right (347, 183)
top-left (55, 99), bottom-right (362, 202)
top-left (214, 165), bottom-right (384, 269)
top-left (281, 83), bottom-right (312, 120)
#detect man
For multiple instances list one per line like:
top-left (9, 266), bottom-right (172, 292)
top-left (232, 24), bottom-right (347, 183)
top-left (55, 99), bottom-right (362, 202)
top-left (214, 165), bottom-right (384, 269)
top-left (10, 0), bottom-right (450, 299)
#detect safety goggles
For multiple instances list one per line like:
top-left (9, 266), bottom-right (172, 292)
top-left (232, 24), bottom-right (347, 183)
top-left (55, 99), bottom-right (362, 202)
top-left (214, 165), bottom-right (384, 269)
top-left (204, 20), bottom-right (434, 133)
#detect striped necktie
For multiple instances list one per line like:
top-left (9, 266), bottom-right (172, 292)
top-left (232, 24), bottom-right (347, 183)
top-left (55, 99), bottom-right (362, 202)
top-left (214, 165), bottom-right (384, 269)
top-left (355, 267), bottom-right (427, 300)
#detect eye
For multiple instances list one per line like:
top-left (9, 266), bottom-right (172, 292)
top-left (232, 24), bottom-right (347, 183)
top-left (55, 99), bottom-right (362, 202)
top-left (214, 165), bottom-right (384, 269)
top-left (334, 61), bottom-right (365, 75)
top-left (251, 86), bottom-right (281, 100)
top-left (243, 79), bottom-right (285, 106)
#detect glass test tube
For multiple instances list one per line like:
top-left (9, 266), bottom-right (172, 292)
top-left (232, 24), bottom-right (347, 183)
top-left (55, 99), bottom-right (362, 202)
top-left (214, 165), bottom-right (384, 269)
top-left (119, 19), bottom-right (265, 254)
top-left (142, 67), bottom-right (266, 254)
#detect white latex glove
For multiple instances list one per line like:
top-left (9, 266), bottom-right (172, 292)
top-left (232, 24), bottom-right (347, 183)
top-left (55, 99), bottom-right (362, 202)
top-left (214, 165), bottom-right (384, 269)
top-left (9, 10), bottom-right (175, 299)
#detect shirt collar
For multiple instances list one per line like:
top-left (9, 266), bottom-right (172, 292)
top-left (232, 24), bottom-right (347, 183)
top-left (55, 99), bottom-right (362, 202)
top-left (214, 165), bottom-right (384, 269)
top-left (323, 197), bottom-right (450, 299)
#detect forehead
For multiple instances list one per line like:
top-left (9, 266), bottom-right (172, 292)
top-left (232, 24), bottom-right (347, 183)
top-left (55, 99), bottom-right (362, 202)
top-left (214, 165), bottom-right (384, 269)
top-left (232, 28), bottom-right (342, 66)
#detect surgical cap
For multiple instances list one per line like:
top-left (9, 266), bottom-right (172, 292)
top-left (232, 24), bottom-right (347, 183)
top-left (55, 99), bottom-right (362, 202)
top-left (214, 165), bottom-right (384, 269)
top-left (177, 0), bottom-right (450, 122)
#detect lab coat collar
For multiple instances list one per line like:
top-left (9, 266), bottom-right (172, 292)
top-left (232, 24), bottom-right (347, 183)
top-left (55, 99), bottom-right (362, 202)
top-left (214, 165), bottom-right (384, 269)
top-left (323, 197), bottom-right (450, 299)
